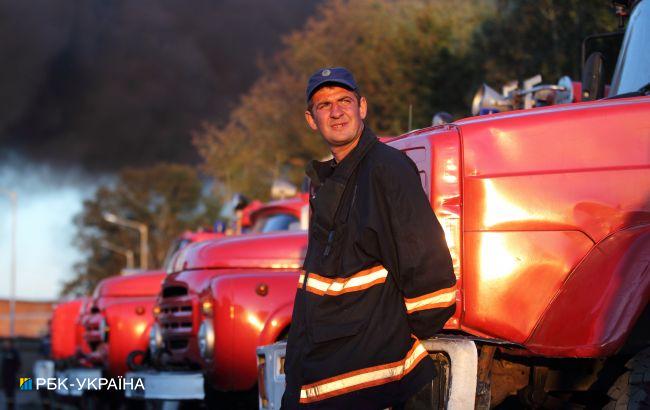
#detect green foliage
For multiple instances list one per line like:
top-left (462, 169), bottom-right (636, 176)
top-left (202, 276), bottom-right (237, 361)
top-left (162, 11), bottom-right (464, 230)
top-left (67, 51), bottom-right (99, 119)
top-left (62, 163), bottom-right (218, 296)
top-left (473, 0), bottom-right (619, 87)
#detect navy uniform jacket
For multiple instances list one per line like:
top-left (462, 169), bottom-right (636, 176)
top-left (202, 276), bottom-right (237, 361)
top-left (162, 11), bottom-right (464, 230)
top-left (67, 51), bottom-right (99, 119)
top-left (282, 126), bottom-right (456, 409)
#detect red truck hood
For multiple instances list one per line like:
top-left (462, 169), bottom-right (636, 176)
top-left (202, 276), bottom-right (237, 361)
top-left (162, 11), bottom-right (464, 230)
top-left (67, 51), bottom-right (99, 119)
top-left (178, 230), bottom-right (308, 271)
top-left (94, 270), bottom-right (166, 298)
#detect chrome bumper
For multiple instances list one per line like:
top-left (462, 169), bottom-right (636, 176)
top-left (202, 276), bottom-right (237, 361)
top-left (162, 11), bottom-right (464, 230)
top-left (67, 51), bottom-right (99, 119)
top-left (257, 341), bottom-right (287, 410)
top-left (422, 338), bottom-right (477, 410)
top-left (54, 368), bottom-right (103, 397)
top-left (124, 370), bottom-right (204, 400)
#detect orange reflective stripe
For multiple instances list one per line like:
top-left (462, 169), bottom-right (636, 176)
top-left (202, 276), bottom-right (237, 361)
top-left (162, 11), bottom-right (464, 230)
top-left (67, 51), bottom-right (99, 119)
top-left (302, 265), bottom-right (387, 296)
top-left (404, 285), bottom-right (457, 313)
top-left (299, 338), bottom-right (428, 403)
top-left (297, 272), bottom-right (305, 288)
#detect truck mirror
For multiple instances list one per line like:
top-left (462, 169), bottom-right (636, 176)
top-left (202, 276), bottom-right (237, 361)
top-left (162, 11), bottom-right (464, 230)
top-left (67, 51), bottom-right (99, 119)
top-left (581, 52), bottom-right (605, 101)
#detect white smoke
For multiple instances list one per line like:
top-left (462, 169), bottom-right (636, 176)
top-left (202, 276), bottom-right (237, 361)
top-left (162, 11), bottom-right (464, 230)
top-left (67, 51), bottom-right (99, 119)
top-left (0, 153), bottom-right (110, 300)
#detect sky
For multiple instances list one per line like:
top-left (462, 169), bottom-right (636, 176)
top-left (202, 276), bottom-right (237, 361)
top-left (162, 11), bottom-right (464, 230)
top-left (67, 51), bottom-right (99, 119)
top-left (0, 1), bottom-right (320, 301)
top-left (0, 156), bottom-right (104, 300)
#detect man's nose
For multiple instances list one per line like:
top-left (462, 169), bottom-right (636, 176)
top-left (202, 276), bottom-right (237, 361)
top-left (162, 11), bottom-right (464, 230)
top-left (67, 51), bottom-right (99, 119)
top-left (330, 102), bottom-right (344, 118)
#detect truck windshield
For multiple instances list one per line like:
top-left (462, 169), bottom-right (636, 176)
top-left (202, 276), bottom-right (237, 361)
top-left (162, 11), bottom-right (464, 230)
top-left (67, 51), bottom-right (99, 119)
top-left (610, 0), bottom-right (650, 95)
top-left (162, 238), bottom-right (190, 270)
top-left (252, 213), bottom-right (300, 233)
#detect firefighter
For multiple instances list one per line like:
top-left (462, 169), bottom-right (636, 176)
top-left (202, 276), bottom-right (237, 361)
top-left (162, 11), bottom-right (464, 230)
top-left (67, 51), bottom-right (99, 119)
top-left (281, 67), bottom-right (457, 409)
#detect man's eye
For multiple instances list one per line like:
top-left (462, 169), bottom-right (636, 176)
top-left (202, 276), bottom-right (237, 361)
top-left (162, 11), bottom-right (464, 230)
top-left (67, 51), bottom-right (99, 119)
top-left (340, 99), bottom-right (352, 105)
top-left (318, 103), bottom-right (331, 110)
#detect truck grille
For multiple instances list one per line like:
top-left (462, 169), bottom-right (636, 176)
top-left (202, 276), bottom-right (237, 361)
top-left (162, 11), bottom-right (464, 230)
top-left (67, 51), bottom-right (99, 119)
top-left (84, 315), bottom-right (103, 351)
top-left (159, 292), bottom-right (196, 352)
top-left (163, 286), bottom-right (188, 298)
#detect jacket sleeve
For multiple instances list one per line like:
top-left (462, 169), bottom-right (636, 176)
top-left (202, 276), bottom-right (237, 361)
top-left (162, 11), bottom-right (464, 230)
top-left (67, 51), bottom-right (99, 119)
top-left (374, 153), bottom-right (457, 339)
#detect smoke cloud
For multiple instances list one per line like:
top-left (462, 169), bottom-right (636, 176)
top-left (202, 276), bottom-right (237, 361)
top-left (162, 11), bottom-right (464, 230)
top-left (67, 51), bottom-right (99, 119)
top-left (0, 0), bottom-right (321, 171)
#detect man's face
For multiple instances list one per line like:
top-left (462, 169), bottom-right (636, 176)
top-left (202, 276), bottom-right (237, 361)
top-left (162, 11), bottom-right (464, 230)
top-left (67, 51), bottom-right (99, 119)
top-left (305, 86), bottom-right (367, 148)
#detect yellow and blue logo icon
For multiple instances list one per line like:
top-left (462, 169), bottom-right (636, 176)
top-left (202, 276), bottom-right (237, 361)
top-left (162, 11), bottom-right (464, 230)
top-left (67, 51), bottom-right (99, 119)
top-left (19, 377), bottom-right (33, 390)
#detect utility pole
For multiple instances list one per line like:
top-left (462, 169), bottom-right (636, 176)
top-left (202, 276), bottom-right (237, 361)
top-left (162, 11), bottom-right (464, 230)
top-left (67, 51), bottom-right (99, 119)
top-left (0, 189), bottom-right (17, 337)
top-left (99, 240), bottom-right (135, 270)
top-left (102, 212), bottom-right (149, 270)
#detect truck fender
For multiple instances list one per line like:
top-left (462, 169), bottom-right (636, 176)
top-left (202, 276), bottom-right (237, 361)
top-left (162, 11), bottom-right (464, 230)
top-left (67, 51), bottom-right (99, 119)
top-left (259, 302), bottom-right (293, 346)
top-left (526, 225), bottom-right (650, 356)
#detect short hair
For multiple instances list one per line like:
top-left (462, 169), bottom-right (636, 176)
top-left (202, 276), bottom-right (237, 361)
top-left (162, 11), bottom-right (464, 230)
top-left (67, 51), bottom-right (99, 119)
top-left (307, 86), bottom-right (362, 113)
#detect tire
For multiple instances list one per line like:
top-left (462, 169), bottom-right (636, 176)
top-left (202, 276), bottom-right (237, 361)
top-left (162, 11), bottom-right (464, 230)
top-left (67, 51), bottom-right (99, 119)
top-left (605, 347), bottom-right (650, 409)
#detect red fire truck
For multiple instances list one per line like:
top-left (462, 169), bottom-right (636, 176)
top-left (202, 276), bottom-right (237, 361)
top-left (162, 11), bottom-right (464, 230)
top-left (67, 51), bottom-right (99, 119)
top-left (45, 230), bottom-right (224, 404)
top-left (258, 2), bottom-right (650, 408)
top-left (125, 195), bottom-right (308, 405)
top-left (81, 270), bottom-right (166, 378)
top-left (40, 271), bottom-right (165, 404)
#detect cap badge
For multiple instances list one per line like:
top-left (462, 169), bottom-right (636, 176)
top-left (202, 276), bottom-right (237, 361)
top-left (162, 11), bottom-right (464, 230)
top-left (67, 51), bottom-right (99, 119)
top-left (321, 69), bottom-right (331, 77)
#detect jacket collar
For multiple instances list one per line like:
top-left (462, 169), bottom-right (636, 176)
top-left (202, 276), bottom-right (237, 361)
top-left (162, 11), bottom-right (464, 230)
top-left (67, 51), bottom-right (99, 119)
top-left (306, 126), bottom-right (377, 230)
top-left (306, 125), bottom-right (377, 189)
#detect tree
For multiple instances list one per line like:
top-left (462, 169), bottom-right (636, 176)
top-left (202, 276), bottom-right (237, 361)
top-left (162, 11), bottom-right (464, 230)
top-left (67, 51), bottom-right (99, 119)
top-left (472, 0), bottom-right (619, 88)
top-left (195, 0), bottom-right (619, 201)
top-left (195, 0), bottom-right (493, 200)
top-left (62, 163), bottom-right (218, 296)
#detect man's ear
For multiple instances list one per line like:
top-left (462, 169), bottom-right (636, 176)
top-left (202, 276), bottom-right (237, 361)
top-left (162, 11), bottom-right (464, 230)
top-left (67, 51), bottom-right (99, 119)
top-left (359, 96), bottom-right (368, 120)
top-left (305, 110), bottom-right (319, 131)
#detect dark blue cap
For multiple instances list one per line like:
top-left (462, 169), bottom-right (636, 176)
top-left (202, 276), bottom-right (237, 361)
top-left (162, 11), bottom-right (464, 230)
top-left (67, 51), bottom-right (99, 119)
top-left (306, 67), bottom-right (358, 102)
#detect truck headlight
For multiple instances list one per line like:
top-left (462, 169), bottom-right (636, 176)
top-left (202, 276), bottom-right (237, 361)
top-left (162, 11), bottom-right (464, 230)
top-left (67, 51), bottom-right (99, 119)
top-left (198, 319), bottom-right (215, 359)
top-left (149, 323), bottom-right (163, 355)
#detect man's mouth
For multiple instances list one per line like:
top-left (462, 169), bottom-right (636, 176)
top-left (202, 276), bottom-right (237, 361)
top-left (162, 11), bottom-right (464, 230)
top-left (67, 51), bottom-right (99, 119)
top-left (331, 122), bottom-right (348, 130)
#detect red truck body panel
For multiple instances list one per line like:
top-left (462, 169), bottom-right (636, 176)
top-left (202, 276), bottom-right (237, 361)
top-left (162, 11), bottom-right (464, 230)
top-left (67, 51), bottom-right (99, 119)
top-left (240, 195), bottom-right (307, 230)
top-left (248, 194), bottom-right (308, 224)
top-left (526, 225), bottom-right (650, 356)
top-left (95, 270), bottom-right (166, 298)
top-left (177, 231), bottom-right (223, 243)
top-left (50, 298), bottom-right (89, 360)
top-left (392, 96), bottom-right (650, 357)
top-left (183, 230), bottom-right (307, 270)
top-left (202, 271), bottom-right (298, 390)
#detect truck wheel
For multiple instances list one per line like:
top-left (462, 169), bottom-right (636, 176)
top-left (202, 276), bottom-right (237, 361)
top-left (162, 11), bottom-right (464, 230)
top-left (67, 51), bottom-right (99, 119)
top-left (605, 347), bottom-right (650, 409)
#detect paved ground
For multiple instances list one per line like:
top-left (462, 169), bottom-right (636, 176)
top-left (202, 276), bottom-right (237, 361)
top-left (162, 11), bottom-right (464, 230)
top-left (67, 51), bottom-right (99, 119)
top-left (1, 390), bottom-right (257, 410)
top-left (0, 390), bottom-right (46, 409)
top-left (1, 339), bottom-right (257, 409)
